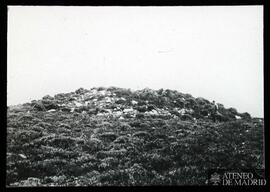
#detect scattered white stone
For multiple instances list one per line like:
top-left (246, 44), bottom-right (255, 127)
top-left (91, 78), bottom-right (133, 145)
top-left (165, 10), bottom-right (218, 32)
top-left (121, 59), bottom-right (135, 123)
top-left (70, 108), bottom-right (75, 112)
top-left (114, 111), bottom-right (122, 117)
top-left (19, 154), bottom-right (27, 159)
top-left (149, 110), bottom-right (159, 115)
top-left (235, 115), bottom-right (242, 119)
top-left (123, 108), bottom-right (134, 113)
top-left (91, 89), bottom-right (97, 94)
top-left (130, 114), bottom-right (136, 118)
top-left (131, 100), bottom-right (138, 105)
top-left (99, 90), bottom-right (106, 96)
top-left (84, 92), bottom-right (91, 96)
top-left (74, 102), bottom-right (83, 107)
top-left (120, 97), bottom-right (126, 101)
top-left (179, 109), bottom-right (186, 115)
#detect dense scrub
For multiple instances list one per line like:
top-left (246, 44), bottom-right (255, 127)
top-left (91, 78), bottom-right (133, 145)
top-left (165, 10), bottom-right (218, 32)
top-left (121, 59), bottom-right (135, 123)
top-left (6, 87), bottom-right (264, 186)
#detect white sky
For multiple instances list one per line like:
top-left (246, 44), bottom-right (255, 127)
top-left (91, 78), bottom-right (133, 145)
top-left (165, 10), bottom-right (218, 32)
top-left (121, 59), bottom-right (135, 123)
top-left (7, 6), bottom-right (263, 117)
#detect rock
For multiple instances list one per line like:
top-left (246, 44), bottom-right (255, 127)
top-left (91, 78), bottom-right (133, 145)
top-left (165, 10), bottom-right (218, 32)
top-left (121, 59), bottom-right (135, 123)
top-left (178, 109), bottom-right (186, 115)
top-left (74, 101), bottom-right (83, 107)
top-left (47, 109), bottom-right (56, 112)
top-left (18, 154), bottom-right (27, 159)
top-left (235, 115), bottom-right (242, 120)
top-left (148, 109), bottom-right (159, 116)
top-left (99, 90), bottom-right (106, 96)
top-left (123, 108), bottom-right (134, 113)
top-left (178, 132), bottom-right (185, 137)
top-left (131, 100), bottom-right (138, 105)
top-left (19, 177), bottom-right (41, 186)
top-left (120, 97), bottom-right (126, 101)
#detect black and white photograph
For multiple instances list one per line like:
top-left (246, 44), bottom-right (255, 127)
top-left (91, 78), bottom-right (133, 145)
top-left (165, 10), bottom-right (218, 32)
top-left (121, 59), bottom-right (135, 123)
top-left (6, 5), bottom-right (265, 186)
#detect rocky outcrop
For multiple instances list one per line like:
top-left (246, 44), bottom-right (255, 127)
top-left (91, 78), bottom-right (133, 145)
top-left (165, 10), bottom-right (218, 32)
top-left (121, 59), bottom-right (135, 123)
top-left (6, 87), bottom-right (263, 186)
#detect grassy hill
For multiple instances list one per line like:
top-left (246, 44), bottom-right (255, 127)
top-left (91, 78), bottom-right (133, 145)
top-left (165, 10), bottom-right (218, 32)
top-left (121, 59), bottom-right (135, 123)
top-left (6, 87), bottom-right (264, 186)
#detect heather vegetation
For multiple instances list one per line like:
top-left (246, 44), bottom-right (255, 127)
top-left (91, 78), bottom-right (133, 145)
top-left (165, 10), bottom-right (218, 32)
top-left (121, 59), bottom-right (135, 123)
top-left (7, 87), bottom-right (264, 186)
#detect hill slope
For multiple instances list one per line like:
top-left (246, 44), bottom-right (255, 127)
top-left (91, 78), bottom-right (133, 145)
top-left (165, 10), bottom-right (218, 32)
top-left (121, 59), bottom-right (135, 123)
top-left (6, 87), bottom-right (264, 186)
